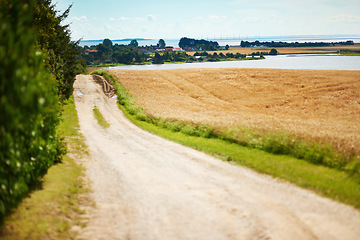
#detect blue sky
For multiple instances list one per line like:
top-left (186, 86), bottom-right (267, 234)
top-left (55, 0), bottom-right (360, 40)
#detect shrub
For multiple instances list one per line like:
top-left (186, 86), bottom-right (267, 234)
top-left (0, 0), bottom-right (65, 222)
top-left (269, 48), bottom-right (278, 55)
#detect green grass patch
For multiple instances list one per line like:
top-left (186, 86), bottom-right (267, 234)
top-left (93, 106), bottom-right (110, 129)
top-left (94, 69), bottom-right (360, 209)
top-left (0, 97), bottom-right (89, 239)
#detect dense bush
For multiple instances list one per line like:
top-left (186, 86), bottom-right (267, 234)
top-left (0, 0), bottom-right (65, 222)
top-left (179, 37), bottom-right (219, 50)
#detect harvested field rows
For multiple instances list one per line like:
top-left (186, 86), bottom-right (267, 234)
top-left (109, 68), bottom-right (360, 154)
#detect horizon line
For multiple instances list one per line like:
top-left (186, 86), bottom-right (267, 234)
top-left (77, 34), bottom-right (360, 42)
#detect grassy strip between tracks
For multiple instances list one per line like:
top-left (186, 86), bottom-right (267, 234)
top-left (1, 97), bottom-right (89, 239)
top-left (92, 69), bottom-right (360, 209)
top-left (93, 106), bottom-right (110, 129)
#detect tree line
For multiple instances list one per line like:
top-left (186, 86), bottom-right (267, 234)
top-left (179, 37), bottom-right (219, 51)
top-left (78, 38), bottom-right (278, 66)
top-left (240, 40), bottom-right (355, 48)
top-left (78, 39), bottom-right (148, 65)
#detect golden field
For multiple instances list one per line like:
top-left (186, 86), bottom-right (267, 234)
top-left (186, 44), bottom-right (360, 56)
top-left (109, 68), bottom-right (360, 154)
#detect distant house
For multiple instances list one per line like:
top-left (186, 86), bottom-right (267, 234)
top-left (133, 48), bottom-right (155, 53)
top-left (133, 48), bottom-right (144, 52)
top-left (165, 46), bottom-right (174, 52)
top-left (173, 48), bottom-right (184, 52)
top-left (85, 49), bottom-right (98, 55)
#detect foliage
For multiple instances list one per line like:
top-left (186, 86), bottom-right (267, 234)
top-left (78, 41), bottom-right (263, 66)
top-left (77, 37), bottom-right (273, 66)
top-left (269, 48), bottom-right (278, 55)
top-left (33, 0), bottom-right (79, 101)
top-left (130, 39), bottom-right (138, 48)
top-left (179, 37), bottom-right (219, 51)
top-left (0, 0), bottom-right (65, 222)
top-left (74, 58), bottom-right (88, 75)
top-left (1, 98), bottom-right (89, 239)
top-left (103, 38), bottom-right (113, 48)
top-left (158, 39), bottom-right (166, 48)
top-left (152, 52), bottom-right (164, 64)
top-left (339, 49), bottom-right (360, 55)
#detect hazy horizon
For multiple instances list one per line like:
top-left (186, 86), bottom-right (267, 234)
top-left (77, 34), bottom-right (360, 42)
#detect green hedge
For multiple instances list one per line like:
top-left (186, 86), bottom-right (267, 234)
top-left (0, 0), bottom-right (65, 222)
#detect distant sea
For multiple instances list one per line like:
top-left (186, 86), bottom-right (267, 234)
top-left (78, 35), bottom-right (360, 48)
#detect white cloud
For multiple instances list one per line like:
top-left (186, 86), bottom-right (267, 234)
top-left (209, 15), bottom-right (220, 20)
top-left (208, 15), bottom-right (227, 23)
top-left (72, 16), bottom-right (87, 22)
top-left (134, 17), bottom-right (145, 21)
top-left (110, 17), bottom-right (116, 21)
top-left (147, 14), bottom-right (157, 21)
top-left (240, 16), bottom-right (261, 23)
top-left (329, 14), bottom-right (360, 23)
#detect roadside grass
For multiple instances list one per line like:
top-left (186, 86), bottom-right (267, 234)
top-left (92, 69), bottom-right (360, 209)
top-left (128, 114), bottom-right (360, 208)
top-left (0, 97), bottom-right (89, 239)
top-left (93, 106), bottom-right (110, 129)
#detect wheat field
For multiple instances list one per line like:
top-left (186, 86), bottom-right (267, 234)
top-left (110, 68), bottom-right (360, 154)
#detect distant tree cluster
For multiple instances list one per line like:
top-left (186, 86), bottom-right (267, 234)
top-left (77, 39), bottom-right (276, 66)
top-left (339, 49), bottom-right (360, 55)
top-left (78, 38), bottom-right (195, 65)
top-left (240, 40), bottom-right (355, 48)
top-left (78, 39), bottom-right (149, 65)
top-left (179, 37), bottom-right (220, 51)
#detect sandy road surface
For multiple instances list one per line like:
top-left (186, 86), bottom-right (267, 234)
top-left (74, 75), bottom-right (360, 240)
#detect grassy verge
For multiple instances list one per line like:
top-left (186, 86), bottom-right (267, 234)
top-left (92, 69), bottom-right (360, 209)
top-left (93, 106), bottom-right (110, 128)
top-left (0, 97), bottom-right (89, 239)
top-left (128, 113), bottom-right (360, 208)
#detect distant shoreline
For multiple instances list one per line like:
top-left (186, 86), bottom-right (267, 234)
top-left (77, 34), bottom-right (360, 47)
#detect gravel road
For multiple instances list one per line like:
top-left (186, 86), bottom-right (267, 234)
top-left (74, 74), bottom-right (360, 240)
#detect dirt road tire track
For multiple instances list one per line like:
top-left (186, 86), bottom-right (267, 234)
top-left (74, 75), bottom-right (360, 240)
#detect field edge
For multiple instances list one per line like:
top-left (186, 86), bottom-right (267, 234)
top-left (91, 69), bottom-right (360, 210)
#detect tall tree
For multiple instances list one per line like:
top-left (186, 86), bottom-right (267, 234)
top-left (158, 39), bottom-right (166, 48)
top-left (130, 39), bottom-right (138, 48)
top-left (33, 0), bottom-right (79, 101)
top-left (152, 52), bottom-right (164, 64)
top-left (269, 48), bottom-right (278, 55)
top-left (103, 38), bottom-right (113, 48)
